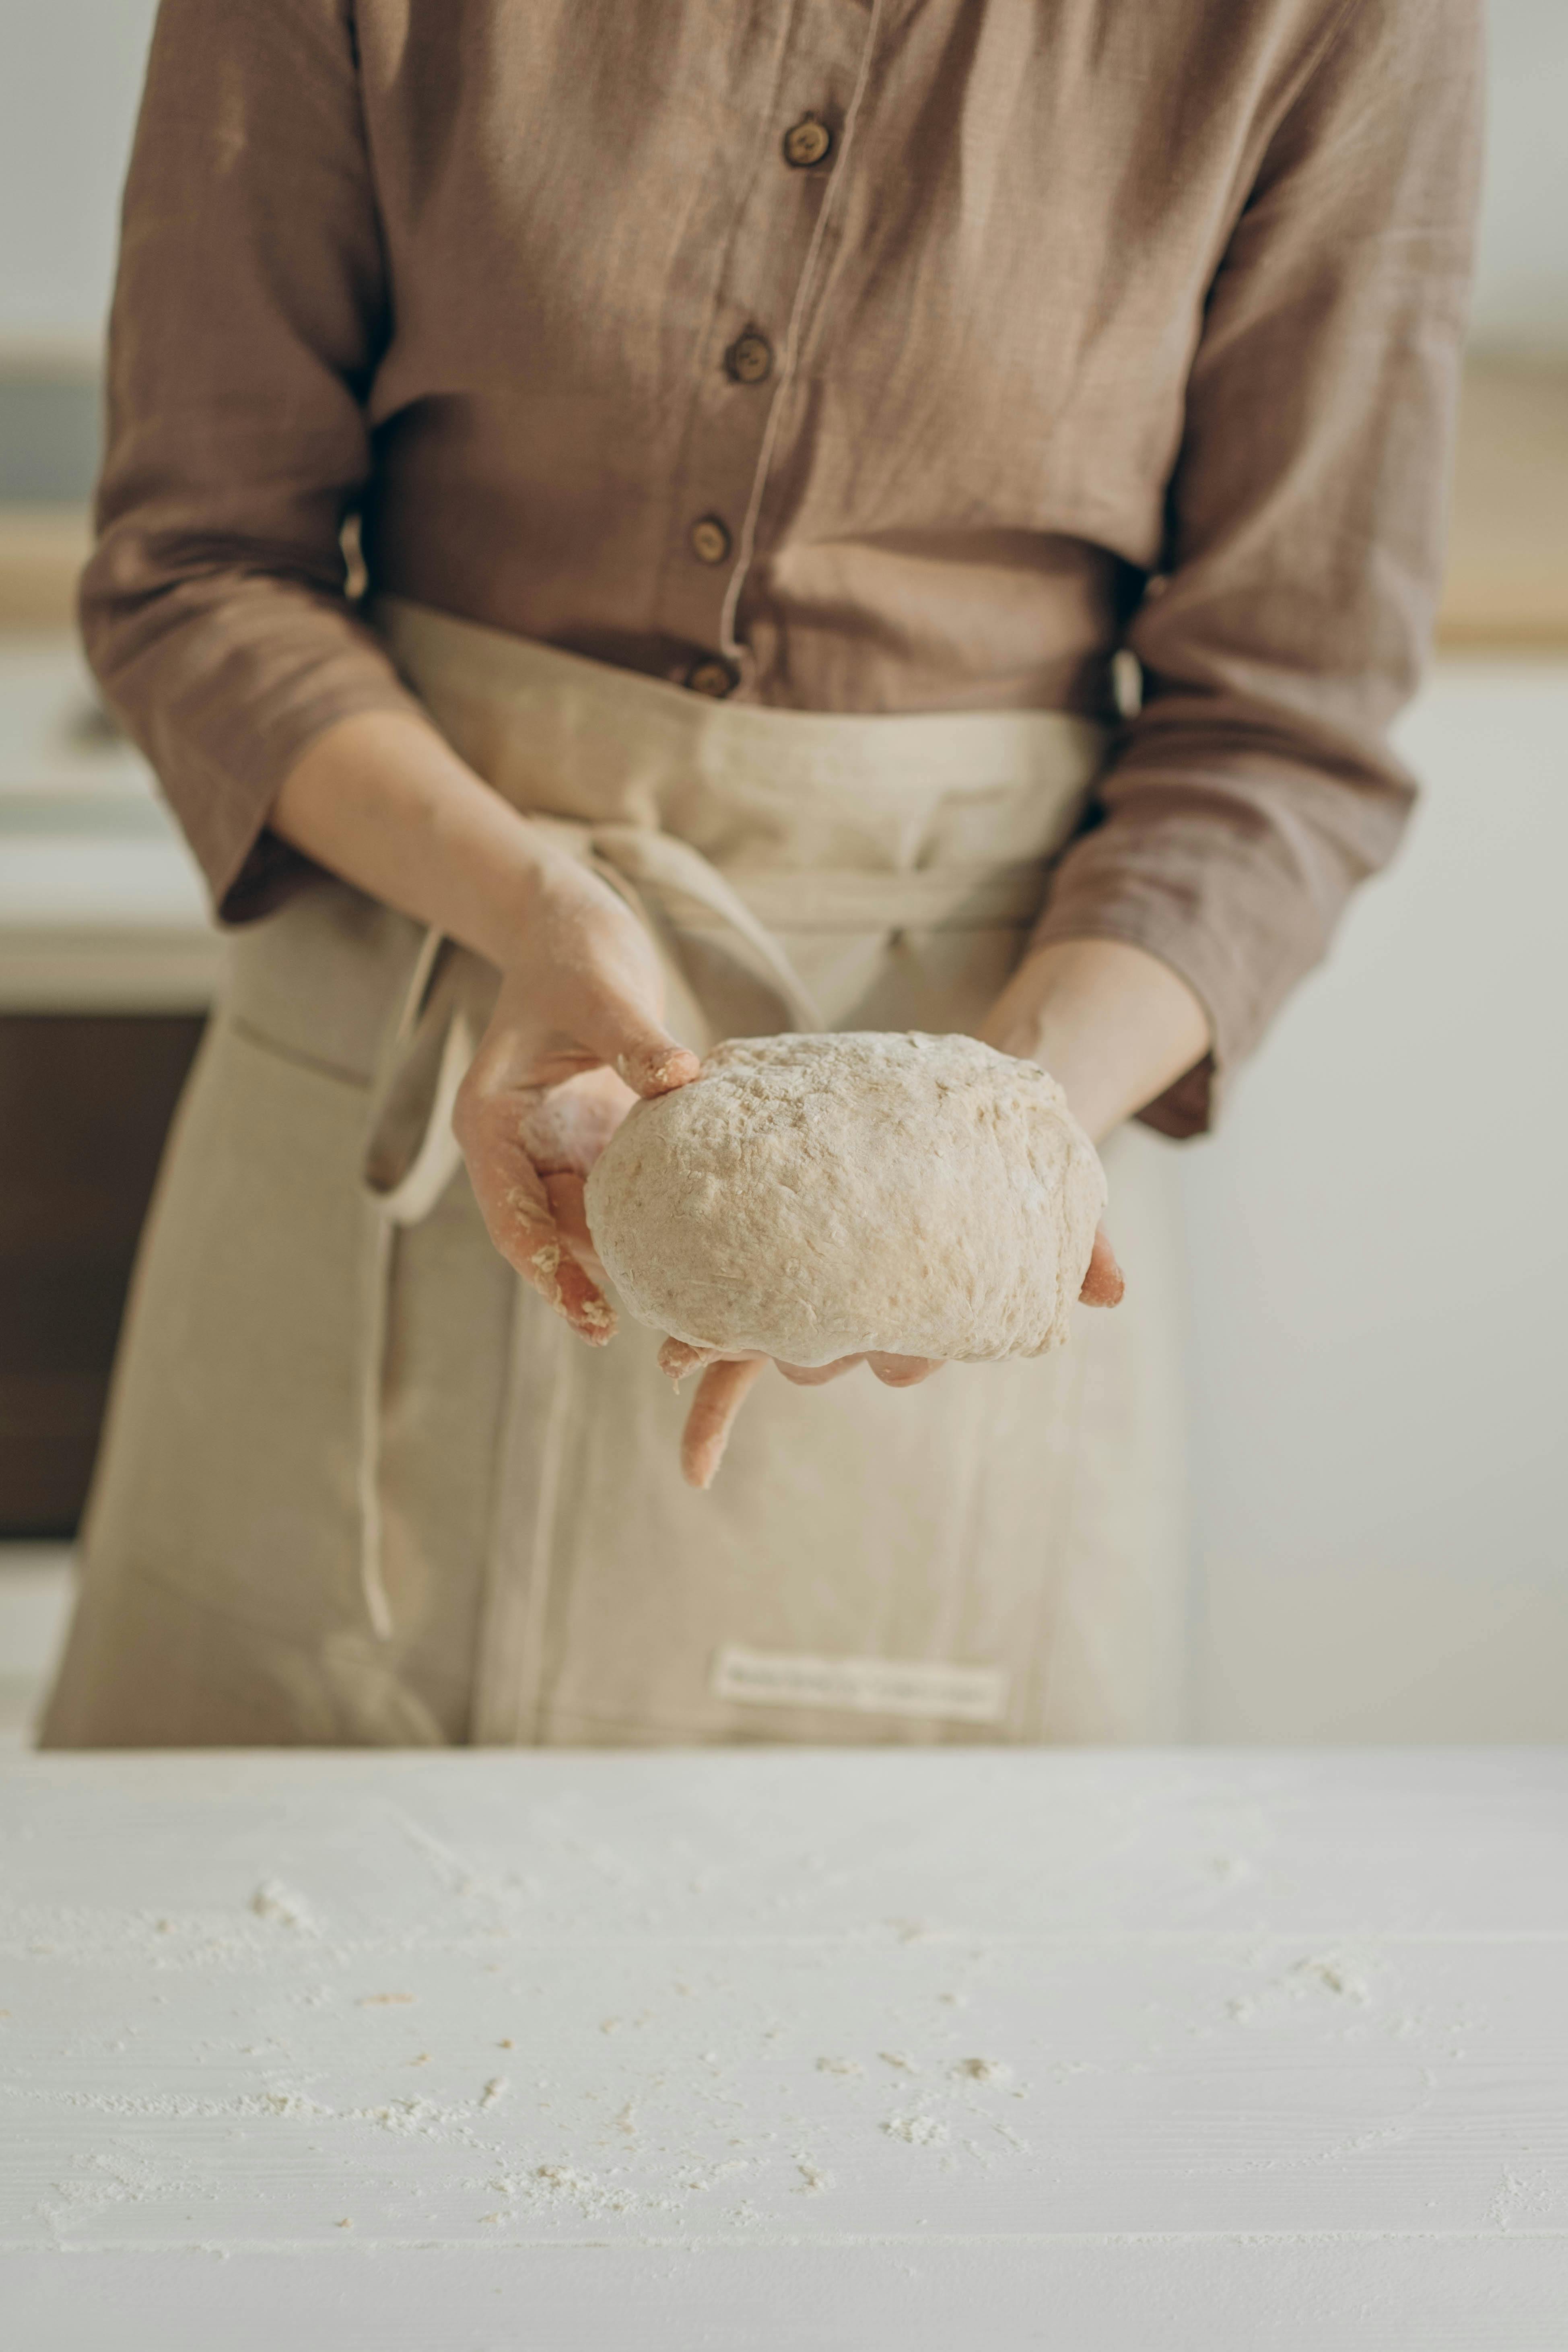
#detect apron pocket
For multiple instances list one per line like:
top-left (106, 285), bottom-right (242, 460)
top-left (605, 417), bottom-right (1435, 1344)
top-left (77, 1015), bottom-right (385, 1645)
top-left (223, 878), bottom-right (424, 1086)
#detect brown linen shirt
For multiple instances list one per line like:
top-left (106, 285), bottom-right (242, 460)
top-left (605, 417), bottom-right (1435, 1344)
top-left (80, 0), bottom-right (1481, 1134)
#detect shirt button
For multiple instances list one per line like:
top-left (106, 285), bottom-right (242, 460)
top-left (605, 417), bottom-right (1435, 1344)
top-left (725, 329), bottom-right (774, 387)
top-left (690, 515), bottom-right (731, 566)
top-left (686, 655), bottom-right (740, 700)
top-left (783, 114), bottom-right (833, 169)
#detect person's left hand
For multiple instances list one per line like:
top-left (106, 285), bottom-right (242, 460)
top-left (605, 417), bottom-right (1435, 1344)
top-left (651, 1226), bottom-right (1127, 1488)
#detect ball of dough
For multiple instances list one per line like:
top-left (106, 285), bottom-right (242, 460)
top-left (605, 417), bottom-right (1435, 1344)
top-left (583, 1031), bottom-right (1105, 1367)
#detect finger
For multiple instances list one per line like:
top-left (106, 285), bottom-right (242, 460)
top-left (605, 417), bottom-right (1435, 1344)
top-left (865, 1353), bottom-right (944, 1387)
top-left (575, 998), bottom-right (702, 1101)
top-left (544, 1170), bottom-right (608, 1287)
top-left (659, 1336), bottom-right (720, 1385)
top-left (775, 1355), bottom-right (866, 1387)
top-left (507, 1196), bottom-right (617, 1342)
top-left (455, 1088), bottom-right (616, 1344)
top-left (618, 1035), bottom-right (704, 1099)
top-left (1079, 1225), bottom-right (1125, 1308)
top-left (660, 1336), bottom-right (768, 1385)
top-left (681, 1356), bottom-right (767, 1490)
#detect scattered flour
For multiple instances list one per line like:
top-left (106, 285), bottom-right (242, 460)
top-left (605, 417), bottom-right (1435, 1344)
top-left (249, 1881), bottom-right (317, 1933)
top-left (1229, 1950), bottom-right (1374, 2023)
top-left (355, 2098), bottom-right (450, 2136)
top-left (258, 2090), bottom-right (331, 2119)
top-left (530, 2164), bottom-right (624, 2218)
top-left (1297, 1957), bottom-right (1371, 2004)
top-left (47, 2086), bottom-right (332, 2125)
top-left (884, 2113), bottom-right (948, 2147)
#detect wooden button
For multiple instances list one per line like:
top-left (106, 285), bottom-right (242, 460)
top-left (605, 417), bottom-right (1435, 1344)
top-left (783, 115), bottom-right (833, 169)
top-left (725, 330), bottom-right (773, 387)
top-left (685, 656), bottom-right (740, 700)
top-left (690, 515), bottom-right (731, 565)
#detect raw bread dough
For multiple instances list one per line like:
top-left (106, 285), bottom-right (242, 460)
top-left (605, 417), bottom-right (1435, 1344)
top-left (583, 1031), bottom-right (1105, 1367)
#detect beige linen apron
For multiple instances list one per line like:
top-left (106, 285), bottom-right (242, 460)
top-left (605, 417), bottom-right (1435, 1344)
top-left (41, 602), bottom-right (1189, 1751)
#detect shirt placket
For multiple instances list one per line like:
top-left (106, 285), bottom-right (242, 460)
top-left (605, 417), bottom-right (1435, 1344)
top-left (655, 0), bottom-right (884, 700)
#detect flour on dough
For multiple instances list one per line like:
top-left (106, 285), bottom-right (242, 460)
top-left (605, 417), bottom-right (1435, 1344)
top-left (583, 1031), bottom-right (1104, 1368)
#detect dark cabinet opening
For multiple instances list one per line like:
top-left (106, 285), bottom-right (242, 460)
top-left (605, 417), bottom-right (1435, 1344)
top-left (0, 1015), bottom-right (204, 1535)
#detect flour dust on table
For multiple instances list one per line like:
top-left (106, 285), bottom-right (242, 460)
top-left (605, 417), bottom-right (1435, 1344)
top-left (5, 1753), bottom-right (1568, 2351)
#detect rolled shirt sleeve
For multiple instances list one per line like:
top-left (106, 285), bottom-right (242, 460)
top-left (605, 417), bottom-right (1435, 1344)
top-left (1033, 0), bottom-right (1484, 1136)
top-left (78, 0), bottom-right (422, 921)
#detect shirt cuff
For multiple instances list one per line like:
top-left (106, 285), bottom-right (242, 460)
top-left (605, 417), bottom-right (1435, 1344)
top-left (193, 670), bottom-right (424, 923)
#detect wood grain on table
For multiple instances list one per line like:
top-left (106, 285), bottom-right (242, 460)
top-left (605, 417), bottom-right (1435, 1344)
top-left (2, 1750), bottom-right (1565, 2350)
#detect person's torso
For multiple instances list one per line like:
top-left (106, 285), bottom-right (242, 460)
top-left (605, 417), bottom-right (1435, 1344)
top-left (350, 0), bottom-right (1342, 717)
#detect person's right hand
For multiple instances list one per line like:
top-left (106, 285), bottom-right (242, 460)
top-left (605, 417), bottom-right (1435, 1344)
top-left (452, 842), bottom-right (701, 1342)
top-left (659, 1227), bottom-right (1126, 1489)
top-left (270, 708), bottom-right (701, 1340)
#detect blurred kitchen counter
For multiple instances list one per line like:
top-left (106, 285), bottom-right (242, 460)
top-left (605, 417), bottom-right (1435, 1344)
top-left (2, 357), bottom-right (1565, 647)
top-left (0, 505), bottom-right (89, 633)
top-left (1438, 357), bottom-right (1568, 648)
top-left (0, 632), bottom-right (218, 1013)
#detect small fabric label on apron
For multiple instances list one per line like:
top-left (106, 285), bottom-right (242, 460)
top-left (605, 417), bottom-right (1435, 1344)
top-left (711, 1644), bottom-right (1009, 1724)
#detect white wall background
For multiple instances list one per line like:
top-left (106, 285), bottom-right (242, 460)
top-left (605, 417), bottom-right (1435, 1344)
top-left (0, 0), bottom-right (158, 354)
top-left (1186, 664), bottom-right (1568, 1740)
top-left (0, 0), bottom-right (1565, 354)
top-left (1471, 0), bottom-right (1568, 354)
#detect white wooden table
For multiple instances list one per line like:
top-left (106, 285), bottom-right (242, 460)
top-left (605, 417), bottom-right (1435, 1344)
top-left (3, 1751), bottom-right (1565, 2350)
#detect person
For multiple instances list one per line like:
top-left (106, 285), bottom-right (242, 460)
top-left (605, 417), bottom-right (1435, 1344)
top-left (40, 0), bottom-right (1480, 1752)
